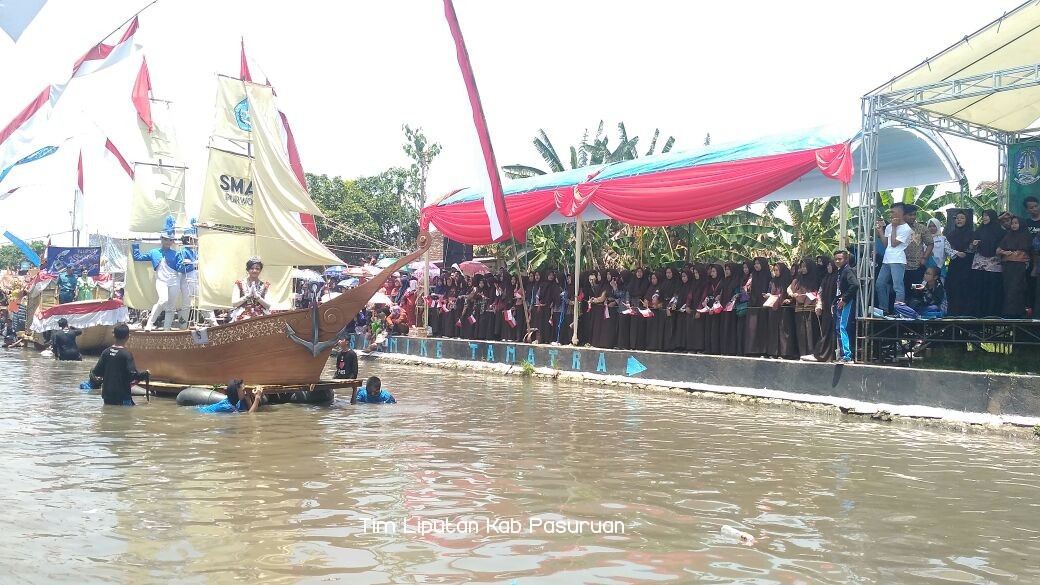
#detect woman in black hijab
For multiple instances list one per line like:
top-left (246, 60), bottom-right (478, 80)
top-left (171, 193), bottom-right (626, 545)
top-left (644, 271), bottom-right (666, 351)
top-left (997, 216), bottom-right (1034, 318)
top-left (971, 209), bottom-right (1006, 317)
top-left (578, 271), bottom-right (597, 345)
top-left (812, 256), bottom-right (838, 362)
top-left (615, 270), bottom-right (633, 349)
top-left (671, 269), bottom-right (693, 350)
top-left (944, 210), bottom-right (974, 316)
top-left (591, 271), bottom-right (621, 348)
top-left (538, 271), bottom-right (562, 344)
top-left (789, 258), bottom-right (821, 358)
top-left (766, 262), bottom-right (795, 359)
top-left (660, 267), bottom-right (680, 351)
top-left (701, 264), bottom-right (725, 354)
top-left (718, 262), bottom-right (742, 356)
top-left (744, 257), bottom-right (772, 356)
top-left (685, 264), bottom-right (707, 353)
top-left (627, 267), bottom-right (649, 350)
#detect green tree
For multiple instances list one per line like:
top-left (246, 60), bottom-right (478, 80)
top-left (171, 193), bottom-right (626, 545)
top-left (307, 169), bottom-right (420, 264)
top-left (0, 240), bottom-right (45, 270)
top-left (401, 124), bottom-right (442, 209)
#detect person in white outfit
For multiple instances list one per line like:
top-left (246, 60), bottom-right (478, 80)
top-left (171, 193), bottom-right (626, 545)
top-left (132, 232), bottom-right (181, 331)
top-left (176, 222), bottom-right (218, 327)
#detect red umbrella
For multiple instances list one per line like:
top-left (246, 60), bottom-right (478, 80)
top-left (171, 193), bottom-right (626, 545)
top-left (458, 260), bottom-right (491, 276)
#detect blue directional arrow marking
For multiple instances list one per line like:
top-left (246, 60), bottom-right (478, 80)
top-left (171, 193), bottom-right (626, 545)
top-left (626, 355), bottom-right (647, 376)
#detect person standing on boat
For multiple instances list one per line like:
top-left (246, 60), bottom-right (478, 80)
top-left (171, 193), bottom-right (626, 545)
top-left (132, 225), bottom-right (181, 331)
top-left (176, 222), bottom-right (218, 327)
top-left (51, 318), bottom-right (82, 361)
top-left (76, 269), bottom-right (93, 301)
top-left (92, 323), bottom-right (149, 406)
top-left (230, 256), bottom-right (271, 322)
top-left (57, 266), bottom-right (77, 304)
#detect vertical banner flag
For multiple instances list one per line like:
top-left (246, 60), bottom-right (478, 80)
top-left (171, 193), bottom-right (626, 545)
top-left (1008, 139), bottom-right (1040, 220)
top-left (442, 0), bottom-right (510, 242)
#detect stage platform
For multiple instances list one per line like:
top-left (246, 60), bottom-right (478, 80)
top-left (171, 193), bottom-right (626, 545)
top-left (859, 317), bottom-right (1040, 364)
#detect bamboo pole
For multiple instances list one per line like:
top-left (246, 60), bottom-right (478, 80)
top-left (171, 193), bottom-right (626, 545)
top-left (571, 216), bottom-right (583, 345)
top-left (839, 181), bottom-right (850, 249)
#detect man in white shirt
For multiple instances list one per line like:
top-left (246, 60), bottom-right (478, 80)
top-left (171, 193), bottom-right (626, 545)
top-left (873, 203), bottom-right (913, 314)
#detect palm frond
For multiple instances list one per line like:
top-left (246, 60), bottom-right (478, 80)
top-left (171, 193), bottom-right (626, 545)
top-left (645, 129), bottom-right (660, 156)
top-left (502, 164), bottom-right (546, 179)
top-left (662, 137), bottom-right (676, 153)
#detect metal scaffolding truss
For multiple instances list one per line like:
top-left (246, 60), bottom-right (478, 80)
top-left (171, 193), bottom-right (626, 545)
top-left (855, 59), bottom-right (1040, 359)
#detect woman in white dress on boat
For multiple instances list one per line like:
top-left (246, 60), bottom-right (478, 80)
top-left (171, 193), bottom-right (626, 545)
top-left (230, 257), bottom-right (272, 322)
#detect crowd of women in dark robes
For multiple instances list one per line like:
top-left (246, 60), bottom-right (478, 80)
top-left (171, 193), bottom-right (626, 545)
top-left (941, 209), bottom-right (1039, 319)
top-left (426, 257), bottom-right (843, 361)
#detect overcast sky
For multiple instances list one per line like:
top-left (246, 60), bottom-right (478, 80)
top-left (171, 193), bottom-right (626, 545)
top-left (0, 0), bottom-right (1020, 243)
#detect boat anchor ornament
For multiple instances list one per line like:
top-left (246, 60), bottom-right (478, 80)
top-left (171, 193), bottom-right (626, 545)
top-left (286, 281), bottom-right (348, 357)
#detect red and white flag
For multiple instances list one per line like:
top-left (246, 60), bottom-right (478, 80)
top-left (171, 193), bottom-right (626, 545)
top-left (71, 17), bottom-right (140, 78)
top-left (467, 313), bottom-right (477, 325)
top-left (504, 308), bottom-right (516, 328)
top-left (442, 0), bottom-right (510, 242)
top-left (104, 137), bottom-right (134, 180)
top-left (638, 307), bottom-right (653, 318)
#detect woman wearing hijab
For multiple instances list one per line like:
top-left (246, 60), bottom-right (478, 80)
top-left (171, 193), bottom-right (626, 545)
top-left (789, 258), bottom-right (821, 359)
top-left (615, 270), bottom-right (633, 349)
top-left (766, 262), bottom-right (795, 359)
top-left (592, 271), bottom-right (621, 348)
top-left (554, 273), bottom-right (572, 345)
top-left (627, 268), bottom-right (649, 350)
top-left (810, 256), bottom-right (838, 362)
top-left (997, 216), bottom-right (1033, 318)
top-left (684, 265), bottom-right (707, 353)
top-left (578, 271), bottom-right (597, 345)
top-left (477, 277), bottom-right (499, 340)
top-left (644, 271), bottom-right (666, 351)
top-left (671, 269), bottom-right (693, 350)
top-left (970, 210), bottom-right (1006, 317)
top-left (744, 257), bottom-right (772, 356)
top-left (718, 263), bottom-right (742, 356)
top-left (944, 210), bottom-right (975, 316)
top-left (659, 267), bottom-right (680, 351)
top-left (537, 271), bottom-right (562, 344)
top-left (700, 264), bottom-right (725, 354)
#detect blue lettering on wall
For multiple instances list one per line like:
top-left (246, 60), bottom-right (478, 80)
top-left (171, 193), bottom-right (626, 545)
top-left (406, 338), bottom-right (411, 353)
top-left (527, 347), bottom-right (536, 365)
top-left (596, 352), bottom-right (607, 373)
top-left (469, 343), bottom-right (479, 360)
top-left (487, 344), bottom-right (495, 361)
top-left (505, 345), bottom-right (516, 363)
top-left (419, 340), bottom-right (428, 357)
top-left (436, 341), bottom-right (443, 358)
top-left (572, 351), bottom-right (581, 370)
top-left (547, 349), bottom-right (559, 368)
top-left (388, 337), bottom-right (398, 353)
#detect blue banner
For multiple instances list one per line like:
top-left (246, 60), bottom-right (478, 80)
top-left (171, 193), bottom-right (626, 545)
top-left (0, 145), bottom-right (60, 186)
top-left (44, 246), bottom-right (101, 276)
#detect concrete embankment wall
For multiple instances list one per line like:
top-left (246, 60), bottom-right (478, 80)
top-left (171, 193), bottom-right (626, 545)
top-left (346, 335), bottom-right (1040, 423)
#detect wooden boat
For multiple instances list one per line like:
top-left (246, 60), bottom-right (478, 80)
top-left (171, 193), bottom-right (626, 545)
top-left (29, 295), bottom-right (126, 353)
top-left (126, 232), bottom-right (430, 385)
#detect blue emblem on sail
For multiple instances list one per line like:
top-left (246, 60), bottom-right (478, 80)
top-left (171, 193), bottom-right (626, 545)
top-left (626, 355), bottom-right (647, 376)
top-left (234, 98), bottom-right (252, 132)
top-left (1014, 147), bottom-right (1040, 186)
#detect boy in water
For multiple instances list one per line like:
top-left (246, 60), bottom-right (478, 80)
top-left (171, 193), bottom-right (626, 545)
top-left (333, 338), bottom-right (358, 380)
top-left (51, 318), bottom-right (82, 361)
top-left (91, 323), bottom-right (149, 405)
top-left (196, 379), bottom-right (264, 413)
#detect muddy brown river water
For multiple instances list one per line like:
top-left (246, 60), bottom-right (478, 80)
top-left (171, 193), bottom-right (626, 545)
top-left (0, 349), bottom-right (1037, 584)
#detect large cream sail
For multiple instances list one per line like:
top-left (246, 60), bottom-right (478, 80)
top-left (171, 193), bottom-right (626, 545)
top-left (197, 148), bottom-right (253, 228)
top-left (143, 99), bottom-right (180, 160)
top-left (246, 83), bottom-right (340, 266)
top-left (213, 75), bottom-right (252, 142)
top-left (128, 164), bottom-right (186, 232)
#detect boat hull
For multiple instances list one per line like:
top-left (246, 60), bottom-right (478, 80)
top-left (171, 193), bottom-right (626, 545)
top-left (126, 233), bottom-right (431, 385)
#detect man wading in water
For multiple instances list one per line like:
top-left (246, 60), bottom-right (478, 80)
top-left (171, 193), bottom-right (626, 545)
top-left (91, 323), bottom-right (149, 406)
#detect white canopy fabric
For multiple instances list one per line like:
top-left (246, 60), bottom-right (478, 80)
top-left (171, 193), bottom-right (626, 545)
top-left (868, 1), bottom-right (1040, 132)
